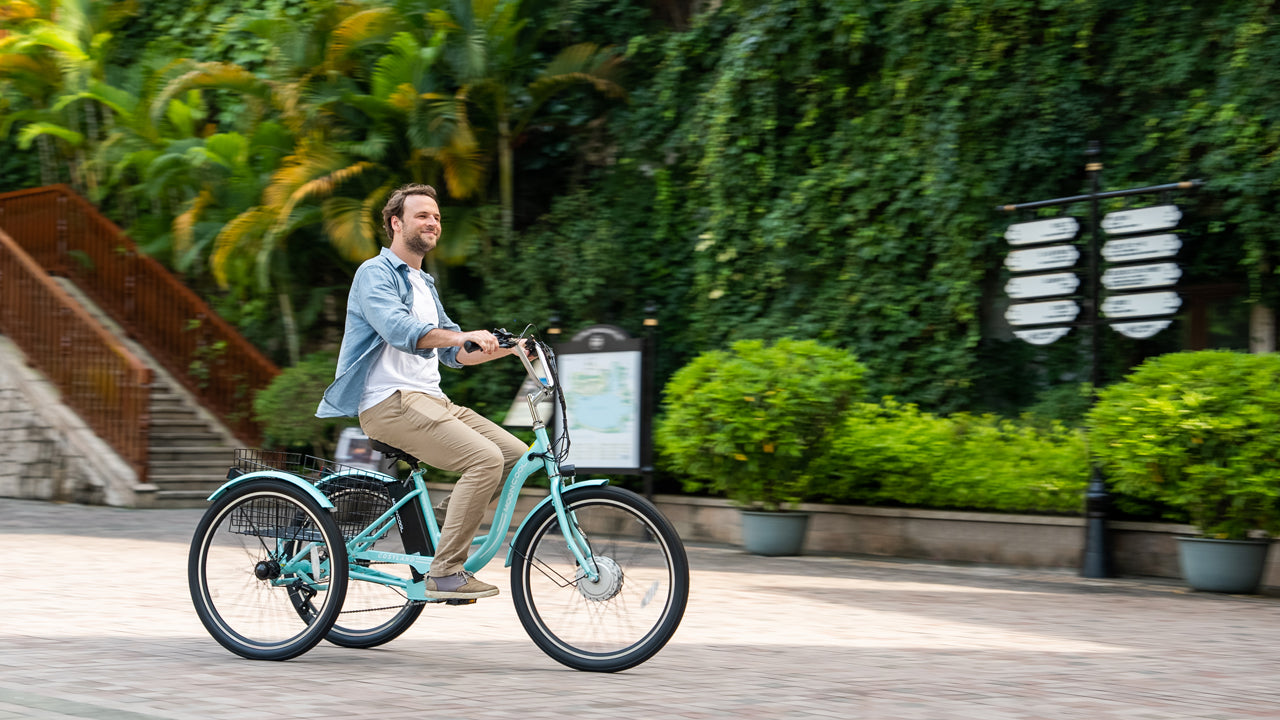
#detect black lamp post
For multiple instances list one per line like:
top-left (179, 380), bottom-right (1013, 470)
top-left (641, 303), bottom-right (659, 500)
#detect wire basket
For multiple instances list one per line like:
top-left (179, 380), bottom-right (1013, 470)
top-left (231, 449), bottom-right (397, 541)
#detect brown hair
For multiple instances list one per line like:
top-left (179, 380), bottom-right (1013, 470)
top-left (381, 183), bottom-right (438, 241)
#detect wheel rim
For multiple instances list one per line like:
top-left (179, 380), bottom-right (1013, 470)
top-left (197, 491), bottom-right (341, 651)
top-left (519, 498), bottom-right (679, 660)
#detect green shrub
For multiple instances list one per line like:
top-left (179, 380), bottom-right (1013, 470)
top-left (813, 399), bottom-right (1088, 514)
top-left (1087, 350), bottom-right (1280, 539)
top-left (655, 339), bottom-right (867, 511)
top-left (253, 352), bottom-right (353, 458)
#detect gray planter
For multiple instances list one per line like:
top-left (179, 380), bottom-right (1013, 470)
top-left (1176, 536), bottom-right (1271, 594)
top-left (740, 510), bottom-right (810, 556)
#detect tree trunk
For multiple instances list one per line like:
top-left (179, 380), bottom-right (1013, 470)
top-left (499, 110), bottom-right (513, 243)
top-left (278, 291), bottom-right (300, 366)
top-left (1250, 303), bottom-right (1275, 353)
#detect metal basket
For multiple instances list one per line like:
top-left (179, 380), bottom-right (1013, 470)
top-left (230, 449), bottom-right (396, 541)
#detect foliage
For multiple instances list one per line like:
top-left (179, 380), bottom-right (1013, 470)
top-left (1087, 350), bottom-right (1280, 539)
top-left (11, 0), bottom-right (1280, 428)
top-left (654, 338), bottom-right (866, 511)
top-left (252, 352), bottom-right (353, 456)
top-left (811, 399), bottom-right (1088, 514)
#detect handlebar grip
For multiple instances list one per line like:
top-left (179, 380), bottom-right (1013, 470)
top-left (463, 340), bottom-right (480, 353)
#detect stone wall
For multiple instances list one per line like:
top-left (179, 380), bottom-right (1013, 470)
top-left (0, 336), bottom-right (137, 505)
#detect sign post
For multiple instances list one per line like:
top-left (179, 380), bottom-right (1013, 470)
top-left (998, 142), bottom-right (1202, 579)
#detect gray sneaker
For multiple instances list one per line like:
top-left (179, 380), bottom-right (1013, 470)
top-left (424, 571), bottom-right (499, 599)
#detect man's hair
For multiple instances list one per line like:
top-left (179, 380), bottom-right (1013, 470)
top-left (382, 183), bottom-right (438, 241)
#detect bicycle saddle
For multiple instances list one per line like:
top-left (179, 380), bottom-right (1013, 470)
top-left (368, 439), bottom-right (420, 467)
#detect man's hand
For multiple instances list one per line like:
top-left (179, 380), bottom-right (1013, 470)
top-left (460, 329), bottom-right (501, 354)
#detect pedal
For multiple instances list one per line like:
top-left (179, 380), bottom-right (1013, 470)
top-left (445, 598), bottom-right (477, 606)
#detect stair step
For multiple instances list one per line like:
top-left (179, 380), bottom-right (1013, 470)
top-left (148, 432), bottom-right (233, 444)
top-left (148, 453), bottom-right (236, 464)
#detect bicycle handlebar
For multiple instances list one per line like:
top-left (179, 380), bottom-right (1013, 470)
top-left (463, 328), bottom-right (554, 390)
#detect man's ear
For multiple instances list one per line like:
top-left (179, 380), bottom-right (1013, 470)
top-left (389, 214), bottom-right (401, 236)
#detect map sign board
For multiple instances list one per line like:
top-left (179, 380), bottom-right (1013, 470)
top-left (1100, 291), bottom-right (1182, 319)
top-left (1100, 263), bottom-right (1181, 291)
top-left (1005, 244), bottom-right (1080, 273)
top-left (553, 325), bottom-right (646, 473)
top-left (1101, 234), bottom-right (1182, 263)
top-left (1101, 205), bottom-right (1182, 235)
top-left (1005, 272), bottom-right (1080, 300)
top-left (1005, 299), bottom-right (1080, 326)
top-left (1004, 217), bottom-right (1080, 246)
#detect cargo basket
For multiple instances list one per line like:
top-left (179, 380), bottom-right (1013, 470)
top-left (230, 449), bottom-right (397, 541)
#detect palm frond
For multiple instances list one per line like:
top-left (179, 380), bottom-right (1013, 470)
top-left (151, 62), bottom-right (270, 126)
top-left (211, 206), bottom-right (273, 288)
top-left (321, 195), bottom-right (381, 262)
top-left (16, 121), bottom-right (83, 148)
top-left (173, 188), bottom-right (213, 256)
top-left (326, 7), bottom-right (400, 72)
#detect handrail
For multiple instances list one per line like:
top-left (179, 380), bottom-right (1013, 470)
top-left (0, 227), bottom-right (152, 482)
top-left (0, 185), bottom-right (278, 444)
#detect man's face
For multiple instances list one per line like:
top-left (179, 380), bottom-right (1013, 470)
top-left (396, 194), bottom-right (441, 255)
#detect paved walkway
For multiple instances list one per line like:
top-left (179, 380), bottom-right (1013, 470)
top-left (2, 498), bottom-right (1280, 719)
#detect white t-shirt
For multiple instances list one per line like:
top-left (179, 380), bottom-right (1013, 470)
top-left (358, 270), bottom-right (445, 413)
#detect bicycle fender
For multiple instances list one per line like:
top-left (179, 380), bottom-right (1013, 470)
top-left (205, 470), bottom-right (336, 509)
top-left (504, 479), bottom-right (610, 567)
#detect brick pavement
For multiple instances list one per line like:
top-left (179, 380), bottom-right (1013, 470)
top-left (2, 498), bottom-right (1280, 719)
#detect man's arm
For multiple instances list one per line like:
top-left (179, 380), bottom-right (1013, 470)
top-left (417, 328), bottom-right (521, 366)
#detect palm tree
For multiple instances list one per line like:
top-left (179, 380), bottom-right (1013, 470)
top-left (0, 0), bottom-right (130, 191)
top-left (154, 2), bottom-right (488, 362)
top-left (426, 0), bottom-right (626, 240)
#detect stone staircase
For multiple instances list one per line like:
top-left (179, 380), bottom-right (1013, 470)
top-left (134, 375), bottom-right (239, 508)
top-left (55, 279), bottom-right (242, 508)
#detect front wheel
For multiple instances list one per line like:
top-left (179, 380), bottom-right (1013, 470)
top-left (189, 479), bottom-right (349, 660)
top-left (509, 486), bottom-right (689, 672)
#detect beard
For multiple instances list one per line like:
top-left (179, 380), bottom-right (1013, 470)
top-left (404, 228), bottom-right (438, 255)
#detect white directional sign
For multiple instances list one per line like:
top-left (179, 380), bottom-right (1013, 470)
top-left (1014, 327), bottom-right (1071, 346)
top-left (1006, 299), bottom-right (1080, 326)
top-left (1101, 233), bottom-right (1182, 262)
top-left (1101, 205), bottom-right (1182, 235)
top-left (1004, 272), bottom-right (1080, 300)
top-left (1101, 291), bottom-right (1181, 319)
top-left (1005, 217), bottom-right (1080, 246)
top-left (1101, 262), bottom-right (1182, 291)
top-left (1005, 244), bottom-right (1080, 273)
top-left (1111, 320), bottom-right (1172, 339)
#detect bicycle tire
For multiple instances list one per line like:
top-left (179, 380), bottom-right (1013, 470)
top-left (188, 479), bottom-right (348, 661)
top-left (304, 478), bottom-right (425, 648)
top-left (509, 485), bottom-right (689, 672)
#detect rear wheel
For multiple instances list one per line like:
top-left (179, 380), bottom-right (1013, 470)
top-left (510, 486), bottom-right (689, 672)
top-left (189, 480), bottom-right (348, 661)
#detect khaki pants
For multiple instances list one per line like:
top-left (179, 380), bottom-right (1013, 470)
top-left (359, 391), bottom-right (527, 577)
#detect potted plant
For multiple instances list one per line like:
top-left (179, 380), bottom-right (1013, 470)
top-left (655, 338), bottom-right (866, 555)
top-left (1087, 350), bottom-right (1280, 593)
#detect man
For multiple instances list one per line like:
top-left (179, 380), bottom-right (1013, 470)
top-left (317, 183), bottom-right (527, 600)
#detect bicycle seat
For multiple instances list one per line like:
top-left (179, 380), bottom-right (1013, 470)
top-left (369, 439), bottom-right (420, 467)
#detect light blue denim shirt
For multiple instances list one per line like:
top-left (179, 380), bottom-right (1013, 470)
top-left (316, 247), bottom-right (462, 418)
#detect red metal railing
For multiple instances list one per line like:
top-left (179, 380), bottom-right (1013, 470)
top-left (0, 185), bottom-right (278, 444)
top-left (0, 227), bottom-right (152, 481)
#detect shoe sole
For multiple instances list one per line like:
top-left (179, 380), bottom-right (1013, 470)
top-left (423, 588), bottom-right (499, 600)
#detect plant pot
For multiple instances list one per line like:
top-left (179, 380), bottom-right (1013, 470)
top-left (1176, 536), bottom-right (1271, 594)
top-left (740, 510), bottom-right (810, 556)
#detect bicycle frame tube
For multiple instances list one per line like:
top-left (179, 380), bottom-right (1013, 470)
top-left (460, 426), bottom-right (560, 574)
